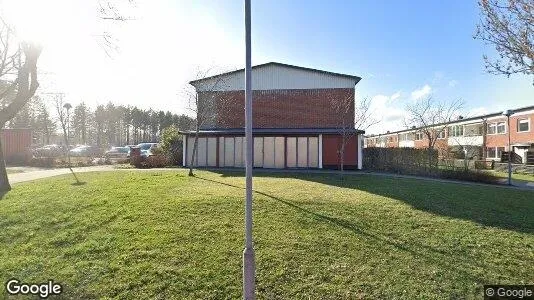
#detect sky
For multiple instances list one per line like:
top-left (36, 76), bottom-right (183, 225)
top-left (2, 0), bottom-right (533, 134)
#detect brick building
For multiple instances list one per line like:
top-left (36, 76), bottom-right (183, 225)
top-left (182, 62), bottom-right (364, 169)
top-left (364, 105), bottom-right (534, 163)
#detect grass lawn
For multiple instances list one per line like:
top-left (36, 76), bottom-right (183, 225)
top-left (0, 170), bottom-right (533, 299)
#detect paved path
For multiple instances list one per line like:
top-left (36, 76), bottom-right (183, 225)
top-left (8, 166), bottom-right (534, 191)
top-left (8, 165), bottom-right (116, 184)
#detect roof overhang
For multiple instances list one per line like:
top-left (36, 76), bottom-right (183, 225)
top-left (180, 128), bottom-right (365, 135)
top-left (189, 62), bottom-right (361, 86)
top-left (511, 143), bottom-right (533, 147)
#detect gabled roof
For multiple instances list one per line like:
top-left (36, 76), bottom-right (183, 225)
top-left (189, 62), bottom-right (361, 85)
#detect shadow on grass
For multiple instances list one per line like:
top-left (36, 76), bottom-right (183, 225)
top-left (204, 170), bottom-right (534, 234)
top-left (195, 175), bottom-right (491, 282)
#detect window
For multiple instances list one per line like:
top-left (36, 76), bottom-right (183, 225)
top-left (487, 123), bottom-right (496, 134)
top-left (518, 119), bottom-right (530, 132)
top-left (487, 147), bottom-right (496, 158)
top-left (487, 147), bottom-right (505, 159)
top-left (436, 130), bottom-right (446, 139)
top-left (415, 132), bottom-right (423, 141)
top-left (488, 122), bottom-right (506, 134)
top-left (450, 125), bottom-right (463, 137)
top-left (497, 147), bottom-right (504, 158)
top-left (497, 122), bottom-right (506, 134)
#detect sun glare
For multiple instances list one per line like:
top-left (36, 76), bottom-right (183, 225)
top-left (2, 0), bottom-right (91, 46)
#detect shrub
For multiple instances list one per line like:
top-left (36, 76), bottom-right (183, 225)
top-left (363, 147), bottom-right (438, 175)
top-left (438, 169), bottom-right (500, 184)
top-left (29, 157), bottom-right (55, 168)
top-left (159, 126), bottom-right (183, 165)
top-left (143, 155), bottom-right (169, 168)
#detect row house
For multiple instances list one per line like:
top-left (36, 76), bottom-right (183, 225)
top-left (181, 62), bottom-right (365, 170)
top-left (364, 105), bottom-right (534, 163)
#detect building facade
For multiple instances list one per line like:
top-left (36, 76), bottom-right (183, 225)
top-left (182, 62), bottom-right (364, 169)
top-left (364, 105), bottom-right (534, 163)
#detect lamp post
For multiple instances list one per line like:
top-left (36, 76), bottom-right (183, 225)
top-left (502, 110), bottom-right (513, 185)
top-left (63, 103), bottom-right (72, 167)
top-left (243, 0), bottom-right (255, 298)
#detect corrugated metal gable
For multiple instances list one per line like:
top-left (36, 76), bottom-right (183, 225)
top-left (193, 63), bottom-right (358, 91)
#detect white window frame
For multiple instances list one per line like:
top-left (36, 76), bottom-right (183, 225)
top-left (517, 118), bottom-right (530, 133)
top-left (487, 146), bottom-right (505, 159)
top-left (436, 130), bottom-right (446, 139)
top-left (450, 125), bottom-right (464, 137)
top-left (415, 132), bottom-right (423, 141)
top-left (496, 122), bottom-right (506, 134)
top-left (487, 122), bottom-right (506, 135)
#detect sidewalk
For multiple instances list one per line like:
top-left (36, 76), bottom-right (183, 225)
top-left (8, 165), bottom-right (115, 184)
top-left (7, 165), bottom-right (534, 191)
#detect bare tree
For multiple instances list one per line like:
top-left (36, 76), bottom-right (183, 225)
top-left (474, 0), bottom-right (533, 82)
top-left (330, 92), bottom-right (378, 172)
top-left (185, 68), bottom-right (230, 176)
top-left (53, 95), bottom-right (81, 184)
top-left (0, 18), bottom-right (42, 192)
top-left (404, 97), bottom-right (464, 168)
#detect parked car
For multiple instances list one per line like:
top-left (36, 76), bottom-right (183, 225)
top-left (104, 146), bottom-right (130, 159)
top-left (69, 145), bottom-right (101, 157)
top-left (136, 143), bottom-right (159, 158)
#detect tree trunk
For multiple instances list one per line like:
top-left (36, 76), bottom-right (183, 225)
top-left (188, 124), bottom-right (199, 177)
top-left (340, 139), bottom-right (345, 172)
top-left (0, 136), bottom-right (12, 192)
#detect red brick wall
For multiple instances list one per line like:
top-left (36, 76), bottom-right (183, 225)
top-left (200, 88), bottom-right (355, 129)
top-left (486, 113), bottom-right (534, 148)
top-left (385, 134), bottom-right (399, 148)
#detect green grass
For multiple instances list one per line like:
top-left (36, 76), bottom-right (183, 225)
top-left (488, 170), bottom-right (534, 182)
top-left (0, 170), bottom-right (533, 299)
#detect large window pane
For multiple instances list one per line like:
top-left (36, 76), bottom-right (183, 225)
top-left (263, 137), bottom-right (275, 168)
top-left (234, 137), bottom-right (244, 167)
top-left (207, 138), bottom-right (217, 166)
top-left (197, 137), bottom-right (207, 166)
top-left (308, 137), bottom-right (318, 168)
top-left (224, 137), bottom-right (235, 167)
top-left (286, 137), bottom-right (297, 168)
top-left (297, 137), bottom-right (308, 167)
top-left (274, 137), bottom-right (285, 168)
top-left (253, 137), bottom-right (263, 167)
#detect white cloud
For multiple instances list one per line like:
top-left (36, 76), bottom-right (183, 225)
top-left (411, 84), bottom-right (432, 101)
top-left (467, 107), bottom-right (489, 118)
top-left (365, 93), bottom-right (408, 134)
top-left (390, 91), bottom-right (401, 101)
top-left (448, 80), bottom-right (458, 87)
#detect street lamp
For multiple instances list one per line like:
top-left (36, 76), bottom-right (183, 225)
top-left (63, 103), bottom-right (72, 167)
top-left (502, 109), bottom-right (513, 185)
top-left (243, 0), bottom-right (255, 299)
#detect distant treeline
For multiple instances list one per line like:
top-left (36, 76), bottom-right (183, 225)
top-left (6, 96), bottom-right (195, 147)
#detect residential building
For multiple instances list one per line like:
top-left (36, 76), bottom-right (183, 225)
top-left (364, 105), bottom-right (534, 163)
top-left (181, 62), bottom-right (365, 169)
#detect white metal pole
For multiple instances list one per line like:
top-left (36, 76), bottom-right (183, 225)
top-left (507, 115), bottom-right (512, 185)
top-left (243, 0), bottom-right (256, 298)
